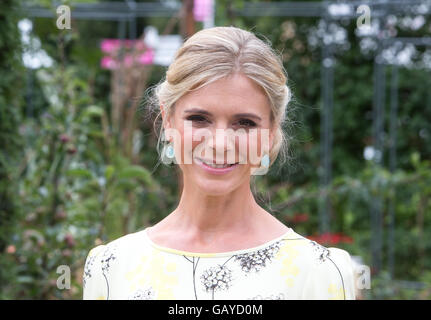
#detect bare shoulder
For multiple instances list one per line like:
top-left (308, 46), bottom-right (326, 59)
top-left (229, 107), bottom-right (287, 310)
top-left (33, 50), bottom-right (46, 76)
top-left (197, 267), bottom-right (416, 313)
top-left (255, 209), bottom-right (291, 238)
top-left (145, 217), bottom-right (184, 248)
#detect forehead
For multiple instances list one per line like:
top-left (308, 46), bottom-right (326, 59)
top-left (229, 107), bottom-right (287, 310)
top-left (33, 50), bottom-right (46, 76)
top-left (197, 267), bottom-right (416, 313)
top-left (175, 74), bottom-right (270, 117)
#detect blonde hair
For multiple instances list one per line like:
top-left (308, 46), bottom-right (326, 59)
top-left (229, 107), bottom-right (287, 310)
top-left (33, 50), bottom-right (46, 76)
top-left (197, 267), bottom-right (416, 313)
top-left (144, 26), bottom-right (292, 170)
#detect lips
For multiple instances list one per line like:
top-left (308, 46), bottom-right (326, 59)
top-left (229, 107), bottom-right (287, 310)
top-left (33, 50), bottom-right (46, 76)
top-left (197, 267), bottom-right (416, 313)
top-left (195, 158), bottom-right (239, 168)
top-left (194, 157), bottom-right (240, 174)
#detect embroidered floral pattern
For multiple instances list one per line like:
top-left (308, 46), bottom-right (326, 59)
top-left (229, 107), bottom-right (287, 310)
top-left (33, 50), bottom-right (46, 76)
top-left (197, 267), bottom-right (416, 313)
top-left (129, 287), bottom-right (156, 300)
top-left (234, 241), bottom-right (282, 273)
top-left (83, 252), bottom-right (97, 289)
top-left (101, 245), bottom-right (117, 275)
top-left (100, 244), bottom-right (118, 300)
top-left (310, 241), bottom-right (330, 264)
top-left (248, 293), bottom-right (285, 300)
top-left (201, 265), bottom-right (233, 293)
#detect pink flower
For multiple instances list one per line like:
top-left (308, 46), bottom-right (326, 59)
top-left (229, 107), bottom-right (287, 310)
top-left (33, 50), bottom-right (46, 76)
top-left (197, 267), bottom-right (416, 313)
top-left (134, 41), bottom-right (146, 51)
top-left (59, 134), bottom-right (70, 143)
top-left (138, 49), bottom-right (154, 65)
top-left (64, 233), bottom-right (75, 247)
top-left (101, 56), bottom-right (117, 69)
top-left (124, 39), bottom-right (137, 48)
top-left (6, 245), bottom-right (16, 254)
top-left (194, 0), bottom-right (213, 22)
top-left (100, 39), bottom-right (121, 54)
top-left (101, 38), bottom-right (154, 69)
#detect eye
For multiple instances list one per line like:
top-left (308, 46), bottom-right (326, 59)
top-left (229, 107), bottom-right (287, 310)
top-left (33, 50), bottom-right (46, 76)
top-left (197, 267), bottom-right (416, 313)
top-left (186, 115), bottom-right (209, 124)
top-left (237, 119), bottom-right (257, 128)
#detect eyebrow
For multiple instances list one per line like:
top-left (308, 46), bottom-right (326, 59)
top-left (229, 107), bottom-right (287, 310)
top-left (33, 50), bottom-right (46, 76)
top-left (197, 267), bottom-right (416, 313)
top-left (184, 108), bottom-right (262, 121)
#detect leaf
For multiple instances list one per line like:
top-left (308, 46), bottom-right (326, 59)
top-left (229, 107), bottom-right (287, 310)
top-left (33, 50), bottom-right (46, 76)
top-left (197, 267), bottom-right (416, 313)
top-left (410, 152), bottom-right (421, 168)
top-left (105, 165), bottom-right (115, 180)
top-left (65, 168), bottom-right (93, 179)
top-left (84, 105), bottom-right (104, 118)
top-left (117, 165), bottom-right (153, 186)
top-left (17, 276), bottom-right (34, 284)
top-left (87, 130), bottom-right (104, 138)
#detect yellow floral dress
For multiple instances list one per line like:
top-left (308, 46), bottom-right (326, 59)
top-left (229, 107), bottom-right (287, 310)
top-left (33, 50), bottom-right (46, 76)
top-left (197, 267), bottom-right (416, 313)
top-left (82, 227), bottom-right (356, 300)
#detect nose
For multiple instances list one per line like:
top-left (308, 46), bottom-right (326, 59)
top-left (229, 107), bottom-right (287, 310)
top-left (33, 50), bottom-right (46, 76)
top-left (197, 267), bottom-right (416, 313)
top-left (212, 128), bottom-right (234, 150)
top-left (209, 128), bottom-right (235, 163)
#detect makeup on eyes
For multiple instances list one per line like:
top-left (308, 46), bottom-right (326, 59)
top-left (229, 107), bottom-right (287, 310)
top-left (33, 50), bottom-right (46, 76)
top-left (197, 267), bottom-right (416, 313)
top-left (184, 108), bottom-right (261, 120)
top-left (184, 108), bottom-right (260, 128)
top-left (185, 115), bottom-right (257, 128)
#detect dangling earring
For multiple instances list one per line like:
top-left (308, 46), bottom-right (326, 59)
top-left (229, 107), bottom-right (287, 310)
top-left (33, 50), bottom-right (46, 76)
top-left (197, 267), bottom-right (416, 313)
top-left (166, 143), bottom-right (175, 159)
top-left (261, 154), bottom-right (270, 167)
top-left (161, 141), bottom-right (176, 165)
top-left (251, 153), bottom-right (270, 176)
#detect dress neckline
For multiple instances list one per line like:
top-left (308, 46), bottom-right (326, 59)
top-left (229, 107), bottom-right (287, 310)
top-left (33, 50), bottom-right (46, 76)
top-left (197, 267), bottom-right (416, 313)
top-left (142, 227), bottom-right (294, 258)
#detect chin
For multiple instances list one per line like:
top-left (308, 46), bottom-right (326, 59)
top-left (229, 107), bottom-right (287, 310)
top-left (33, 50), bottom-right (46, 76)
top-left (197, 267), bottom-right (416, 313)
top-left (194, 180), bottom-right (238, 196)
top-left (184, 164), bottom-right (248, 196)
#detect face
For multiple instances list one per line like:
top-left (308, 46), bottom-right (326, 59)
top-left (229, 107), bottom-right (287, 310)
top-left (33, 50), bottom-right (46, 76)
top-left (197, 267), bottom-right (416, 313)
top-left (161, 73), bottom-right (274, 196)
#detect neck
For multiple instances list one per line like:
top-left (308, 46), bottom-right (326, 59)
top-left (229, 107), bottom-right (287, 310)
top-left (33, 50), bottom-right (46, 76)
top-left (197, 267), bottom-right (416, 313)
top-left (169, 179), bottom-right (263, 241)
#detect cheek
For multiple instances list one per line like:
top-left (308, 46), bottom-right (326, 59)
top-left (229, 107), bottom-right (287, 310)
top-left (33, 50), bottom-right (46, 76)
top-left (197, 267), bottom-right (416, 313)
top-left (246, 129), bottom-right (268, 166)
top-left (181, 129), bottom-right (195, 164)
top-left (190, 129), bottom-right (207, 160)
top-left (183, 128), bottom-right (212, 163)
top-left (169, 122), bottom-right (191, 164)
top-left (171, 120), bottom-right (199, 164)
top-left (236, 135), bottom-right (248, 164)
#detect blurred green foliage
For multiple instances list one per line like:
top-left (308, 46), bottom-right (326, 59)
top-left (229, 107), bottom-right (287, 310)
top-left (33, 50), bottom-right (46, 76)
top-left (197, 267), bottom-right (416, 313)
top-left (0, 0), bottom-right (430, 299)
top-left (0, 0), bottom-right (26, 298)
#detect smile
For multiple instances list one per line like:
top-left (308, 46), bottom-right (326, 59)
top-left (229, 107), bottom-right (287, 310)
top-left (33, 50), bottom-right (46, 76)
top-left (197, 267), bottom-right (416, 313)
top-left (194, 157), bottom-right (240, 174)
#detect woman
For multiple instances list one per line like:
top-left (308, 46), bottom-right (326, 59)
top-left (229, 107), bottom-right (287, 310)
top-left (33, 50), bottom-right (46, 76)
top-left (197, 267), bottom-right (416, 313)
top-left (83, 26), bottom-right (356, 300)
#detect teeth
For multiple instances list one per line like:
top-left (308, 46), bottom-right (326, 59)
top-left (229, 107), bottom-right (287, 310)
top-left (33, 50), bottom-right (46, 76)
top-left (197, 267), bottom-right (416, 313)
top-left (205, 162), bottom-right (230, 168)
top-left (196, 158), bottom-right (234, 168)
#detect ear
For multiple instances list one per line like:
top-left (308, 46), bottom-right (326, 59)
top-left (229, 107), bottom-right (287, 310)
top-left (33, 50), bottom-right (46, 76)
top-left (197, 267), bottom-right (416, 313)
top-left (160, 104), bottom-right (174, 144)
top-left (160, 104), bottom-right (172, 130)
